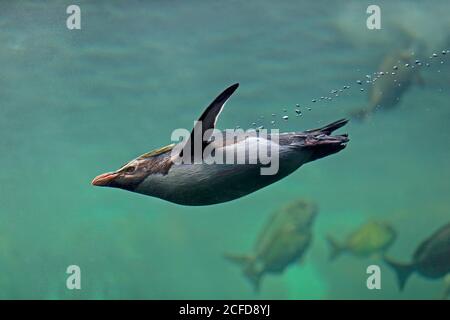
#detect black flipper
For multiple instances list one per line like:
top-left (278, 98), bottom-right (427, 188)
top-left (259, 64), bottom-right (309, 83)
top-left (180, 83), bottom-right (239, 162)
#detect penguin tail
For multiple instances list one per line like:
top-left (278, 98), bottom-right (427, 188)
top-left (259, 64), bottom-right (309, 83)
top-left (383, 256), bottom-right (415, 291)
top-left (327, 235), bottom-right (345, 261)
top-left (224, 252), bottom-right (262, 292)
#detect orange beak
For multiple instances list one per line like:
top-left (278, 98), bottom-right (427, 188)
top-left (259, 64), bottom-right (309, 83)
top-left (91, 172), bottom-right (119, 186)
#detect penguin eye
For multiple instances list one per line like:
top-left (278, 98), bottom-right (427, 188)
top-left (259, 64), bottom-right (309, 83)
top-left (124, 166), bottom-right (136, 173)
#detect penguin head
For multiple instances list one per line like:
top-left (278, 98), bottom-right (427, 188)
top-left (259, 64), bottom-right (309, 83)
top-left (299, 119), bottom-right (349, 163)
top-left (303, 133), bottom-right (349, 163)
top-left (91, 158), bottom-right (149, 191)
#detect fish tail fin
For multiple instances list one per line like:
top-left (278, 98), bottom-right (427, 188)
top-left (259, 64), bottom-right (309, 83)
top-left (327, 235), bottom-right (344, 261)
top-left (224, 253), bottom-right (262, 292)
top-left (243, 266), bottom-right (263, 293)
top-left (384, 256), bottom-right (415, 291)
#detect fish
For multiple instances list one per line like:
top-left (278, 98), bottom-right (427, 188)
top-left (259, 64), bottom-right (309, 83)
top-left (92, 83), bottom-right (349, 206)
top-left (224, 199), bottom-right (318, 291)
top-left (384, 222), bottom-right (450, 291)
top-left (327, 220), bottom-right (396, 261)
top-left (350, 48), bottom-right (424, 120)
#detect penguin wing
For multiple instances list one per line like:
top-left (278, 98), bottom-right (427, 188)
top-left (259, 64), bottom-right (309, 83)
top-left (180, 83), bottom-right (239, 160)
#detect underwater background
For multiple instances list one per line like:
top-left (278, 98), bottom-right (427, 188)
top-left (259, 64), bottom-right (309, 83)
top-left (0, 0), bottom-right (449, 299)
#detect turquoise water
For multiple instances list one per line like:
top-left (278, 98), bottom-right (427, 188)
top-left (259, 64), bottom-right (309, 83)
top-left (0, 0), bottom-right (449, 299)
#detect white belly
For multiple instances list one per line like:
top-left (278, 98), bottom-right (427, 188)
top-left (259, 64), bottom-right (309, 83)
top-left (135, 137), bottom-right (307, 205)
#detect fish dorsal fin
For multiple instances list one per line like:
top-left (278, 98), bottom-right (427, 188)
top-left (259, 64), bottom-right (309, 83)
top-left (180, 83), bottom-right (239, 162)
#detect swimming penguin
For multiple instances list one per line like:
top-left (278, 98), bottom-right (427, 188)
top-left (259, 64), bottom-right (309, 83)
top-left (92, 83), bottom-right (349, 206)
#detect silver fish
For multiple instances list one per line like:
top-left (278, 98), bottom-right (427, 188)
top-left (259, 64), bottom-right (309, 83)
top-left (224, 199), bottom-right (318, 291)
top-left (384, 222), bottom-right (450, 291)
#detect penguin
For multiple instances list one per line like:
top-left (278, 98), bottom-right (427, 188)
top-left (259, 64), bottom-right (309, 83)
top-left (92, 83), bottom-right (349, 206)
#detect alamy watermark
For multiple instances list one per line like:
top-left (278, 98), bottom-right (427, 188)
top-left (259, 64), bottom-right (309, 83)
top-left (366, 5), bottom-right (381, 30)
top-left (66, 265), bottom-right (81, 290)
top-left (170, 122), bottom-right (280, 176)
top-left (366, 265), bottom-right (381, 290)
top-left (66, 5), bottom-right (81, 30)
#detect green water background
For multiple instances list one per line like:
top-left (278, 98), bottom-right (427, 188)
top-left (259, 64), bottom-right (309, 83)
top-left (0, 0), bottom-right (449, 299)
